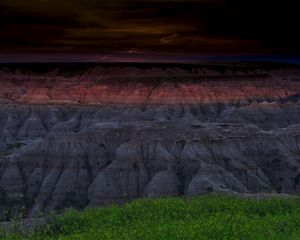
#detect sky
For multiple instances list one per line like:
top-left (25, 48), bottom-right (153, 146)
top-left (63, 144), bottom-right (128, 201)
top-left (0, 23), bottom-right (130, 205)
top-left (0, 0), bottom-right (300, 61)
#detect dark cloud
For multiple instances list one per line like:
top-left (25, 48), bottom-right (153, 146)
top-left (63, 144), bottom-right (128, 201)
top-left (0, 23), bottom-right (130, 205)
top-left (0, 0), bottom-right (299, 54)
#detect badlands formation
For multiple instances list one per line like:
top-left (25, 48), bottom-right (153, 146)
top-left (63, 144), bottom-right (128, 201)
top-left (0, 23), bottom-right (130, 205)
top-left (1, 62), bottom-right (300, 219)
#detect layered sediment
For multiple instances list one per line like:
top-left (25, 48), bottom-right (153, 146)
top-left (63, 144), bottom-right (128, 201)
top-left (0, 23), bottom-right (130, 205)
top-left (1, 62), bottom-right (300, 220)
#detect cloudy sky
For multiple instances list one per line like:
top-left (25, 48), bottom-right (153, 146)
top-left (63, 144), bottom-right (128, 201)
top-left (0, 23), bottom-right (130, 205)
top-left (0, 0), bottom-right (299, 57)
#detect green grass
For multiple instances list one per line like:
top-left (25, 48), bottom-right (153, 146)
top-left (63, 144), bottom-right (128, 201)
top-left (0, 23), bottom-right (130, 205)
top-left (4, 194), bottom-right (300, 240)
top-left (0, 151), bottom-right (10, 157)
top-left (0, 142), bottom-right (26, 158)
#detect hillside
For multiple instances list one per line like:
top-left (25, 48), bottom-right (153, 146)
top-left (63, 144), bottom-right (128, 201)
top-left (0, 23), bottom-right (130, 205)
top-left (1, 62), bottom-right (300, 220)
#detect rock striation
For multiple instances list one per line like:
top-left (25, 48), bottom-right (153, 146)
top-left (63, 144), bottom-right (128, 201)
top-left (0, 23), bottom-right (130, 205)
top-left (1, 62), bottom-right (300, 220)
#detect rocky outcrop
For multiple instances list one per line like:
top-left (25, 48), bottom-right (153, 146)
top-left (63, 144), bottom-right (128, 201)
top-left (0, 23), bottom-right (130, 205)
top-left (1, 62), bottom-right (300, 105)
top-left (1, 62), bottom-right (300, 220)
top-left (144, 170), bottom-right (180, 198)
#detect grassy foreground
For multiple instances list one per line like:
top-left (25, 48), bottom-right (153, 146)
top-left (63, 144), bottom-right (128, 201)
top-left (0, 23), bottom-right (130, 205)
top-left (4, 194), bottom-right (300, 240)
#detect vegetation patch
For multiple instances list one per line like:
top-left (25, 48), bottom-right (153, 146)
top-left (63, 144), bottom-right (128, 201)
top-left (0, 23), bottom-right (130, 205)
top-left (0, 142), bottom-right (26, 158)
top-left (7, 141), bottom-right (26, 149)
top-left (3, 194), bottom-right (300, 240)
top-left (0, 151), bottom-right (10, 157)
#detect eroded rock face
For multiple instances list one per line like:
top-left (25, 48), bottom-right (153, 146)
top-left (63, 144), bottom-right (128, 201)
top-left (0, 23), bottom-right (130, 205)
top-left (1, 62), bottom-right (300, 105)
top-left (1, 62), bottom-right (300, 220)
top-left (144, 170), bottom-right (180, 198)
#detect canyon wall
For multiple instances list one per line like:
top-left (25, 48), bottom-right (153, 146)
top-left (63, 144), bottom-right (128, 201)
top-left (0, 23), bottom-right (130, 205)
top-left (1, 62), bottom-right (300, 219)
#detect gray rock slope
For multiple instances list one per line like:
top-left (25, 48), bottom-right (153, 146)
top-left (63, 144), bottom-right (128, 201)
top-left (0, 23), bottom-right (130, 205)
top-left (1, 101), bottom-right (300, 219)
